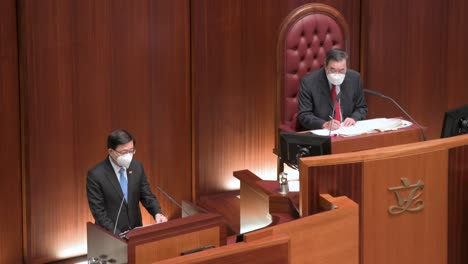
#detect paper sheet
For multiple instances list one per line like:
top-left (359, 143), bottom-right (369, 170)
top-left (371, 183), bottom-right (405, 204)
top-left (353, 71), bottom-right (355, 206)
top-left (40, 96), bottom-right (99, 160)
top-left (310, 118), bottom-right (412, 137)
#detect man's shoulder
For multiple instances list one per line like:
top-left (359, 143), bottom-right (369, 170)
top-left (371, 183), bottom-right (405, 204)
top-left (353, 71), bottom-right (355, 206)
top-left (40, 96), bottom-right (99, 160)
top-left (90, 159), bottom-right (109, 170)
top-left (129, 159), bottom-right (144, 169)
top-left (346, 69), bottom-right (361, 79)
top-left (88, 159), bottom-right (111, 177)
top-left (132, 159), bottom-right (143, 166)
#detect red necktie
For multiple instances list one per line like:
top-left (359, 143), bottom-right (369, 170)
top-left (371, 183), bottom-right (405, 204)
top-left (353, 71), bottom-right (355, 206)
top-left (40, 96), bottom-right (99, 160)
top-left (331, 85), bottom-right (341, 121)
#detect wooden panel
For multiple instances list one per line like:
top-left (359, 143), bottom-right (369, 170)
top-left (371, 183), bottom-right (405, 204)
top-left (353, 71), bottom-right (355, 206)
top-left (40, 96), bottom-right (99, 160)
top-left (135, 227), bottom-right (220, 263)
top-left (156, 234), bottom-right (290, 264)
top-left (362, 150), bottom-right (447, 264)
top-left (300, 135), bottom-right (468, 216)
top-left (448, 145), bottom-right (468, 264)
top-left (234, 170), bottom-right (299, 220)
top-left (0, 0), bottom-right (23, 263)
top-left (240, 179), bottom-right (271, 233)
top-left (129, 212), bottom-right (227, 263)
top-left (361, 0), bottom-right (449, 139)
top-left (245, 195), bottom-right (359, 264)
top-left (301, 163), bottom-right (362, 215)
top-left (18, 0), bottom-right (190, 262)
top-left (300, 135), bottom-right (468, 264)
top-left (446, 0), bottom-right (468, 110)
top-left (332, 125), bottom-right (422, 153)
top-left (192, 0), bottom-right (362, 197)
top-left (127, 213), bottom-right (227, 246)
top-left (197, 191), bottom-right (240, 235)
top-left (87, 223), bottom-right (128, 264)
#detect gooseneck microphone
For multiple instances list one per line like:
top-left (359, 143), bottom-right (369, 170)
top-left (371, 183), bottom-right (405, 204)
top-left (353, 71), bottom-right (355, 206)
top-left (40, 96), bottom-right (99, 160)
top-left (363, 89), bottom-right (427, 141)
top-left (155, 185), bottom-right (190, 217)
top-left (113, 196), bottom-right (126, 235)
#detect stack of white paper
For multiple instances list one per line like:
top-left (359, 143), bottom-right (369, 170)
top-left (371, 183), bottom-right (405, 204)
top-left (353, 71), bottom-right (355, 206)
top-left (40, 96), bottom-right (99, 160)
top-left (310, 118), bottom-right (412, 137)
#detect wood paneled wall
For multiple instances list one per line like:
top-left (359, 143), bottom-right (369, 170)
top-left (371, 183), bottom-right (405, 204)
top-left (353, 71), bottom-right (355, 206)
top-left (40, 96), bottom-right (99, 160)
top-left (446, 0), bottom-right (468, 109)
top-left (362, 0), bottom-right (468, 139)
top-left (2, 0), bottom-right (468, 263)
top-left (0, 1), bottom-right (23, 263)
top-left (191, 0), bottom-right (361, 196)
top-left (18, 0), bottom-right (190, 262)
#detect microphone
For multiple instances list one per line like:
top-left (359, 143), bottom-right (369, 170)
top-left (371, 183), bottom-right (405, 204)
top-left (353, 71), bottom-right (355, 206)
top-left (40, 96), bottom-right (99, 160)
top-left (362, 88), bottom-right (382, 98)
top-left (460, 118), bottom-right (468, 134)
top-left (155, 185), bottom-right (191, 217)
top-left (363, 88), bottom-right (427, 141)
top-left (113, 195), bottom-right (126, 235)
top-left (460, 118), bottom-right (468, 128)
top-left (296, 146), bottom-right (311, 160)
top-left (328, 92), bottom-right (342, 137)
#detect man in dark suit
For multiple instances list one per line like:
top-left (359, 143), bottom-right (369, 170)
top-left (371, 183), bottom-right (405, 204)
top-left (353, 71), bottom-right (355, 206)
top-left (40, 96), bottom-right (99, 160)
top-left (298, 49), bottom-right (368, 130)
top-left (87, 129), bottom-right (167, 234)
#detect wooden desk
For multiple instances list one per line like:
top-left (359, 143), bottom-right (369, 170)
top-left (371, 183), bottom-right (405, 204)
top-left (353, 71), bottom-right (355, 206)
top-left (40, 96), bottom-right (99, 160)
top-left (244, 194), bottom-right (358, 264)
top-left (155, 194), bottom-right (358, 264)
top-left (299, 134), bottom-right (468, 264)
top-left (87, 213), bottom-right (227, 264)
top-left (276, 124), bottom-right (422, 174)
top-left (331, 124), bottom-right (422, 153)
top-left (155, 234), bottom-right (291, 264)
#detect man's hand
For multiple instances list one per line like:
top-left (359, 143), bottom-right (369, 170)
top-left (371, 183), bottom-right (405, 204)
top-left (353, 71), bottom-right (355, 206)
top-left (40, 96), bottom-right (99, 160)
top-left (155, 213), bottom-right (168, 224)
top-left (119, 229), bottom-right (130, 239)
top-left (322, 119), bottom-right (341, 130)
top-left (341, 117), bottom-right (356, 127)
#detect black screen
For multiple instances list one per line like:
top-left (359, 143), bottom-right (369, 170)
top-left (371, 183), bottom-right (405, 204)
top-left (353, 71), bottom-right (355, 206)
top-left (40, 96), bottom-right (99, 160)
top-left (279, 132), bottom-right (331, 168)
top-left (441, 105), bottom-right (468, 138)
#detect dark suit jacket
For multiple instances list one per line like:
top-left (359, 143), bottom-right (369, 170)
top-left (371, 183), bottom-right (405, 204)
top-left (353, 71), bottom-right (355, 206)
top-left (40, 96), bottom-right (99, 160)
top-left (86, 158), bottom-right (162, 234)
top-left (298, 67), bottom-right (368, 130)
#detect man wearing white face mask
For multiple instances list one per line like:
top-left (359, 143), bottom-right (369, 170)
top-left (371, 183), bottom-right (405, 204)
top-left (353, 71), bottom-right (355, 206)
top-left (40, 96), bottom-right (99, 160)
top-left (87, 129), bottom-right (167, 235)
top-left (298, 49), bottom-right (368, 130)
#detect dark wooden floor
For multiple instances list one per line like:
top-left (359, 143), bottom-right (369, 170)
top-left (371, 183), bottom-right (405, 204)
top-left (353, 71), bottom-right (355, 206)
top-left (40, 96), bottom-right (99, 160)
top-left (197, 190), bottom-right (241, 235)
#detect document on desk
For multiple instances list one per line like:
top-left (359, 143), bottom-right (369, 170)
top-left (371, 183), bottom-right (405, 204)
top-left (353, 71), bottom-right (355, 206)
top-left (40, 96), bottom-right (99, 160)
top-left (310, 118), bottom-right (412, 137)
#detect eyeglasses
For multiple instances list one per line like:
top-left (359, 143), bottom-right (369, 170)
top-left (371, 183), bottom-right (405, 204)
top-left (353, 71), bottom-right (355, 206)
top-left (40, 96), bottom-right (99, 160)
top-left (113, 148), bottom-right (136, 156)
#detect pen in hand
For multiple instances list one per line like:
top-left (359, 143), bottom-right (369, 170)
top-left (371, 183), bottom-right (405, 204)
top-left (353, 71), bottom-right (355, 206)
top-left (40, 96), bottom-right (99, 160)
top-left (327, 116), bottom-right (342, 131)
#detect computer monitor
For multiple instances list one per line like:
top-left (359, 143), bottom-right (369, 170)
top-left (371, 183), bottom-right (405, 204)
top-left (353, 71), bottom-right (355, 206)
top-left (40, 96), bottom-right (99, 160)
top-left (279, 131), bottom-right (331, 168)
top-left (441, 104), bottom-right (468, 138)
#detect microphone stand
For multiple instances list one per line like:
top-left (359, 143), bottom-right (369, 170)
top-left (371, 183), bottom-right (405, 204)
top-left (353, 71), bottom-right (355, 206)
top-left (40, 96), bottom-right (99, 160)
top-left (363, 89), bottom-right (427, 141)
top-left (113, 196), bottom-right (126, 235)
top-left (155, 185), bottom-right (191, 217)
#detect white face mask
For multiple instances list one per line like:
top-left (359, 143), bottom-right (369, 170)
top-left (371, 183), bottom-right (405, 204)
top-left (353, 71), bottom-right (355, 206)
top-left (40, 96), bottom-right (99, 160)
top-left (327, 73), bottom-right (346, 86)
top-left (116, 153), bottom-right (133, 168)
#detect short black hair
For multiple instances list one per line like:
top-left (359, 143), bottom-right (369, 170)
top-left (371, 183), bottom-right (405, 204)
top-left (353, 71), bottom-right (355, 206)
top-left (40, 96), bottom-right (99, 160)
top-left (107, 129), bottom-right (136, 150)
top-left (325, 49), bottom-right (349, 66)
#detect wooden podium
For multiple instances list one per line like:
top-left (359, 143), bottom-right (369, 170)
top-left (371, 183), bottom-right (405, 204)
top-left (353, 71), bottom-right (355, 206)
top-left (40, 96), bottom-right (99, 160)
top-left (155, 194), bottom-right (358, 264)
top-left (87, 213), bottom-right (227, 264)
top-left (331, 122), bottom-right (422, 153)
top-left (276, 122), bottom-right (422, 175)
top-left (299, 134), bottom-right (468, 264)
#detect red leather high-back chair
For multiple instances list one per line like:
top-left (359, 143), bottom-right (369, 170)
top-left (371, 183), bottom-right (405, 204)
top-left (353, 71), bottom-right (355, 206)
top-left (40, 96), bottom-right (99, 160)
top-left (275, 3), bottom-right (349, 171)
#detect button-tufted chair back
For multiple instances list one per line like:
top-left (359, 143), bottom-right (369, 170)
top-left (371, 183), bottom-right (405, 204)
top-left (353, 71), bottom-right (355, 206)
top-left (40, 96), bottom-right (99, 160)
top-left (275, 3), bottom-right (349, 171)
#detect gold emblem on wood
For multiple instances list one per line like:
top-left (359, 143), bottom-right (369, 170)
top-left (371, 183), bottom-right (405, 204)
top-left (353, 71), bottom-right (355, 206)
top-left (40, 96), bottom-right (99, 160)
top-left (388, 178), bottom-right (424, 215)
